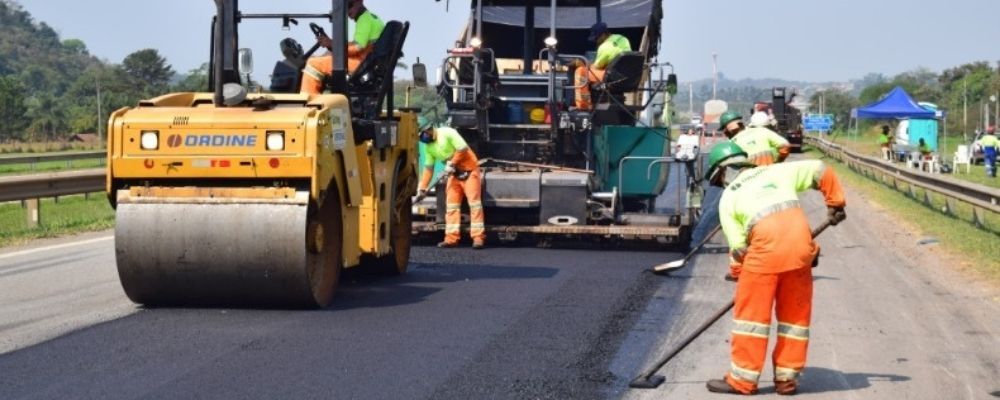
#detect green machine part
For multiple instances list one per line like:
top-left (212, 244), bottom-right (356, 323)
top-left (593, 125), bottom-right (672, 197)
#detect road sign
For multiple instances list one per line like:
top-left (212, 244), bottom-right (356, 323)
top-left (803, 114), bottom-right (834, 133)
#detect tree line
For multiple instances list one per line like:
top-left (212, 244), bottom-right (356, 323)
top-left (0, 1), bottom-right (206, 144)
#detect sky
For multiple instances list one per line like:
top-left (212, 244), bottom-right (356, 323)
top-left (16, 0), bottom-right (1000, 85)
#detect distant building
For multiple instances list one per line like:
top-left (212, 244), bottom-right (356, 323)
top-left (69, 133), bottom-right (99, 144)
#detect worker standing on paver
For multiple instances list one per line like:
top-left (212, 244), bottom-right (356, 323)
top-left (703, 142), bottom-right (847, 395)
top-left (977, 126), bottom-right (998, 178)
top-left (416, 117), bottom-right (486, 249)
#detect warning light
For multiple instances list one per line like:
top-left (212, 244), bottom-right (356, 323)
top-left (269, 158), bottom-right (280, 168)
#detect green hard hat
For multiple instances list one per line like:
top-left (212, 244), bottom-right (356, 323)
top-left (718, 111), bottom-right (743, 130)
top-left (704, 141), bottom-right (749, 181)
top-left (417, 116), bottom-right (431, 131)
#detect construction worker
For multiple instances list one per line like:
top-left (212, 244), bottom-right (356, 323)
top-left (977, 126), bottom-right (998, 177)
top-left (300, 0), bottom-right (384, 94)
top-left (703, 141), bottom-right (847, 395)
top-left (878, 125), bottom-right (892, 161)
top-left (734, 112), bottom-right (791, 166)
top-left (572, 22), bottom-right (631, 110)
top-left (718, 110), bottom-right (745, 140)
top-left (416, 117), bottom-right (486, 249)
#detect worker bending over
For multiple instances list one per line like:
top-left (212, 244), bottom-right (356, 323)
top-left (703, 142), bottom-right (846, 395)
top-left (573, 22), bottom-right (631, 110)
top-left (416, 117), bottom-right (486, 249)
top-left (301, 0), bottom-right (384, 94)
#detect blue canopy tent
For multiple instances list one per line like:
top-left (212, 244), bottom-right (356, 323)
top-left (849, 86), bottom-right (946, 154)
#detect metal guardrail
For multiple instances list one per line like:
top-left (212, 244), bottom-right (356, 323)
top-left (806, 136), bottom-right (999, 231)
top-left (0, 169), bottom-right (106, 203)
top-left (0, 151), bottom-right (105, 168)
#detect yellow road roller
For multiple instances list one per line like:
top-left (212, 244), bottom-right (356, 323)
top-left (107, 0), bottom-right (419, 308)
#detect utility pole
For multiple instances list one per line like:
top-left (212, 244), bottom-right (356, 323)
top-left (96, 79), bottom-right (103, 149)
top-left (712, 53), bottom-right (718, 100)
top-left (962, 79), bottom-right (967, 141)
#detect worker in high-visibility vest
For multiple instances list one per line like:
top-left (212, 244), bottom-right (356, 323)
top-left (735, 111), bottom-right (791, 166)
top-left (703, 142), bottom-right (847, 395)
top-left (878, 125), bottom-right (892, 161)
top-left (718, 111), bottom-right (746, 140)
top-left (300, 0), bottom-right (384, 94)
top-left (572, 22), bottom-right (631, 110)
top-left (416, 117), bottom-right (485, 249)
top-left (976, 126), bottom-right (998, 178)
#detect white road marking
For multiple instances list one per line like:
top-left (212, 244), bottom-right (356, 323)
top-left (0, 235), bottom-right (113, 261)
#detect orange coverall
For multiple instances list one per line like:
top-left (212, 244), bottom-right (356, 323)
top-left (300, 9), bottom-right (384, 94)
top-left (717, 160), bottom-right (846, 394)
top-left (418, 127), bottom-right (484, 245)
top-left (725, 126), bottom-right (792, 278)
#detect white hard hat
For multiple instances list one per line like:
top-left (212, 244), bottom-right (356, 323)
top-left (749, 111), bottom-right (770, 127)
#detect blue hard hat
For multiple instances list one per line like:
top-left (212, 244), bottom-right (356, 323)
top-left (588, 22), bottom-right (608, 42)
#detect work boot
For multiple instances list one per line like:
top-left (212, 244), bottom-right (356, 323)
top-left (437, 241), bottom-right (458, 248)
top-left (774, 380), bottom-right (798, 396)
top-left (706, 379), bottom-right (748, 395)
top-left (472, 239), bottom-right (485, 250)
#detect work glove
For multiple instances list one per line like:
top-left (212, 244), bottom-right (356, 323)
top-left (729, 247), bottom-right (747, 264)
top-left (443, 162), bottom-right (456, 176)
top-left (416, 188), bottom-right (427, 198)
top-left (827, 206), bottom-right (847, 226)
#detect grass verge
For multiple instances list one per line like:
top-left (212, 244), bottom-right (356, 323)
top-left (0, 194), bottom-right (114, 248)
top-left (0, 158), bottom-right (105, 176)
top-left (803, 146), bottom-right (1000, 284)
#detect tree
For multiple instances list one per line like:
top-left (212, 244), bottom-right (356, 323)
top-left (0, 75), bottom-right (29, 142)
top-left (173, 63), bottom-right (209, 92)
top-left (810, 88), bottom-right (857, 128)
top-left (122, 48), bottom-right (174, 96)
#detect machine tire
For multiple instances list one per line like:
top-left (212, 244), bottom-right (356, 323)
top-left (371, 161), bottom-right (414, 275)
top-left (306, 183), bottom-right (344, 307)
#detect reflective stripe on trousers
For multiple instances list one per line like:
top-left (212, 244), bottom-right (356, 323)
top-left (444, 169), bottom-right (485, 244)
top-left (725, 267), bottom-right (813, 394)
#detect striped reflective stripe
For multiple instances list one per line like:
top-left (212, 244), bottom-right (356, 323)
top-left (446, 203), bottom-right (462, 211)
top-left (777, 322), bottom-right (810, 341)
top-left (729, 362), bottom-right (761, 383)
top-left (302, 64), bottom-right (325, 81)
top-left (470, 223), bottom-right (485, 228)
top-left (468, 201), bottom-right (483, 209)
top-left (445, 224), bottom-right (460, 233)
top-left (732, 319), bottom-right (770, 338)
top-left (747, 199), bottom-right (800, 231)
top-left (775, 366), bottom-right (800, 381)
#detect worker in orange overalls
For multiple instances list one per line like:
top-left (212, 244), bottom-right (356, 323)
top-left (300, 0), bottom-right (384, 94)
top-left (703, 142), bottom-right (847, 395)
top-left (717, 111), bottom-right (793, 281)
top-left (416, 117), bottom-right (485, 249)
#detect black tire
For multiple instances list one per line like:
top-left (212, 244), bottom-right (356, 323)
top-left (371, 162), bottom-right (414, 275)
top-left (305, 182), bottom-right (344, 307)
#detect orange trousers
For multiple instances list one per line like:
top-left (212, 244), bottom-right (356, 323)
top-left (300, 49), bottom-right (368, 94)
top-left (444, 168), bottom-right (485, 244)
top-left (573, 66), bottom-right (605, 110)
top-left (725, 266), bottom-right (813, 394)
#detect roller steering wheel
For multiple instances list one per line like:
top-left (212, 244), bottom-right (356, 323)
top-left (302, 22), bottom-right (328, 60)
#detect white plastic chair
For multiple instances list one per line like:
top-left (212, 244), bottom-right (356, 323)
top-left (952, 145), bottom-right (971, 174)
top-left (920, 153), bottom-right (940, 174)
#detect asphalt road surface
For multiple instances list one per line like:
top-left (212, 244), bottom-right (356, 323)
top-left (1, 168), bottom-right (999, 399)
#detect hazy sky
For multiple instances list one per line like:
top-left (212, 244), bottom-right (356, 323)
top-left (17, 0), bottom-right (1000, 84)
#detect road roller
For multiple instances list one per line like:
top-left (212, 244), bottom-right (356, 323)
top-left (106, 0), bottom-right (418, 308)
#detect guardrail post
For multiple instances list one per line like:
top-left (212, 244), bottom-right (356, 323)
top-left (25, 198), bottom-right (40, 228)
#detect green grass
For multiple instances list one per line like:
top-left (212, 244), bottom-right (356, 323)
top-left (0, 194), bottom-right (115, 248)
top-left (0, 158), bottom-right (105, 176)
top-left (803, 146), bottom-right (1000, 283)
top-left (820, 129), bottom-right (999, 188)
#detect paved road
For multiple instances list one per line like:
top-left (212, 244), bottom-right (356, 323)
top-left (0, 230), bottom-right (678, 399)
top-left (1, 166), bottom-right (998, 399)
